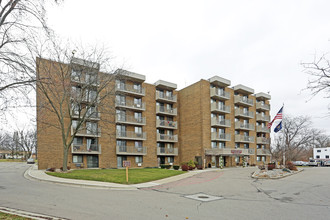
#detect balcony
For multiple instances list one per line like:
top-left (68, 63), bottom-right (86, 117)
top-left (116, 115), bottom-right (146, 126)
top-left (116, 131), bottom-right (146, 140)
top-left (257, 148), bottom-right (271, 155)
top-left (234, 95), bottom-right (254, 107)
top-left (157, 147), bottom-right (178, 156)
top-left (256, 114), bottom-right (270, 122)
top-left (211, 118), bottom-right (231, 128)
top-left (210, 103), bottom-right (231, 114)
top-left (157, 133), bottom-right (178, 142)
top-left (205, 148), bottom-right (255, 156)
top-left (156, 106), bottom-right (177, 116)
top-left (235, 122), bottom-right (255, 131)
top-left (210, 87), bottom-right (230, 100)
top-left (257, 137), bottom-right (270, 145)
top-left (115, 100), bottom-right (146, 111)
top-left (256, 126), bottom-right (270, 133)
top-left (256, 102), bottom-right (270, 111)
top-left (211, 132), bottom-right (231, 141)
top-left (71, 75), bottom-right (100, 87)
top-left (71, 109), bottom-right (101, 121)
top-left (156, 91), bottom-right (177, 103)
top-left (156, 119), bottom-right (178, 129)
top-left (71, 144), bottom-right (101, 154)
top-left (235, 109), bottom-right (254, 119)
top-left (235, 135), bottom-right (254, 143)
top-left (115, 83), bottom-right (145, 97)
top-left (72, 127), bottom-right (101, 137)
top-left (116, 145), bottom-right (147, 155)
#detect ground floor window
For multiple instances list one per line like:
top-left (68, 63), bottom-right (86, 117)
top-left (235, 156), bottom-right (240, 163)
top-left (73, 155), bottom-right (83, 163)
top-left (257, 156), bottom-right (261, 161)
top-left (168, 156), bottom-right (174, 164)
top-left (262, 156), bottom-right (266, 162)
top-left (117, 156), bottom-right (127, 167)
top-left (135, 156), bottom-right (143, 163)
top-left (326, 155), bottom-right (329, 159)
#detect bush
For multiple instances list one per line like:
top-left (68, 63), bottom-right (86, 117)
top-left (181, 164), bottom-right (189, 171)
top-left (197, 165), bottom-right (203, 170)
top-left (46, 167), bottom-right (56, 172)
top-left (165, 164), bottom-right (171, 169)
top-left (286, 161), bottom-right (298, 171)
top-left (187, 160), bottom-right (196, 169)
top-left (60, 166), bottom-right (71, 171)
top-left (268, 163), bottom-right (275, 170)
top-left (160, 164), bottom-right (166, 169)
top-left (173, 165), bottom-right (180, 170)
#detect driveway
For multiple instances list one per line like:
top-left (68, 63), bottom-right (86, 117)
top-left (0, 163), bottom-right (329, 220)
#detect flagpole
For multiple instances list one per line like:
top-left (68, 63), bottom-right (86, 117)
top-left (282, 103), bottom-right (285, 166)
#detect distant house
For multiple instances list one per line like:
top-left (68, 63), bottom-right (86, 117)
top-left (313, 147), bottom-right (330, 160)
top-left (0, 150), bottom-right (11, 159)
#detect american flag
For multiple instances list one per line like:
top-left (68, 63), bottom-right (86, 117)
top-left (267, 106), bottom-right (283, 128)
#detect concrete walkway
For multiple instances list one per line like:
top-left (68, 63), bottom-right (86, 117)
top-left (25, 164), bottom-right (226, 190)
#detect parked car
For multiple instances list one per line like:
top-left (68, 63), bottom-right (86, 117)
top-left (324, 160), bottom-right (330, 166)
top-left (27, 158), bottom-right (35, 164)
top-left (308, 160), bottom-right (318, 166)
top-left (293, 161), bottom-right (304, 166)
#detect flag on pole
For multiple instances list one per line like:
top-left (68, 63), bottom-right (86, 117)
top-left (267, 106), bottom-right (283, 128)
top-left (274, 121), bottom-right (282, 133)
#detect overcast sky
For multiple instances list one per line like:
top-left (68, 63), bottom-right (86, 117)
top-left (10, 0), bottom-right (330, 134)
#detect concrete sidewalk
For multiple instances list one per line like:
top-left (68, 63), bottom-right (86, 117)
top-left (24, 164), bottom-right (225, 190)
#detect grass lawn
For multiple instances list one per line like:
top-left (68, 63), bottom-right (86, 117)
top-left (0, 212), bottom-right (31, 220)
top-left (0, 159), bottom-right (24, 162)
top-left (47, 168), bottom-right (185, 184)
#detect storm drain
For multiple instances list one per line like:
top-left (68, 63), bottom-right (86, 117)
top-left (184, 193), bottom-right (224, 202)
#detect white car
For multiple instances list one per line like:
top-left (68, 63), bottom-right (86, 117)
top-left (324, 160), bottom-right (330, 166)
top-left (293, 161), bottom-right (304, 166)
top-left (308, 160), bottom-right (318, 166)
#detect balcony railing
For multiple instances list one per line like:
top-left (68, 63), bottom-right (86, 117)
top-left (71, 109), bottom-right (101, 120)
top-left (211, 118), bottom-right (231, 127)
top-left (156, 119), bottom-right (178, 129)
top-left (115, 83), bottom-right (145, 96)
top-left (235, 135), bottom-right (254, 143)
top-left (205, 148), bottom-right (255, 156)
top-left (116, 145), bottom-right (147, 155)
top-left (256, 126), bottom-right (270, 133)
top-left (72, 127), bottom-right (101, 137)
top-left (235, 109), bottom-right (254, 118)
top-left (156, 91), bottom-right (177, 103)
top-left (256, 102), bottom-right (270, 111)
top-left (115, 100), bottom-right (146, 111)
top-left (116, 131), bottom-right (147, 140)
top-left (210, 103), bottom-right (231, 114)
top-left (157, 133), bottom-right (178, 142)
top-left (157, 147), bottom-right (178, 156)
top-left (71, 144), bottom-right (101, 154)
top-left (116, 115), bottom-right (146, 125)
top-left (235, 122), bottom-right (255, 131)
top-left (257, 137), bottom-right (270, 145)
top-left (71, 75), bottom-right (100, 87)
top-left (211, 132), bottom-right (231, 141)
top-left (234, 95), bottom-right (254, 106)
top-left (256, 114), bottom-right (270, 122)
top-left (210, 87), bottom-right (230, 100)
top-left (156, 106), bottom-right (177, 116)
top-left (257, 148), bottom-right (271, 155)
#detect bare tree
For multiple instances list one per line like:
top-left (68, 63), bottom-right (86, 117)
top-left (271, 115), bottom-right (327, 163)
top-left (15, 128), bottom-right (36, 160)
top-left (35, 36), bottom-right (123, 171)
top-left (0, 0), bottom-right (60, 116)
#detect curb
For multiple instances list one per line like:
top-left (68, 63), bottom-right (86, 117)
top-left (24, 165), bottom-right (231, 190)
top-left (0, 206), bottom-right (68, 220)
top-left (251, 168), bottom-right (304, 179)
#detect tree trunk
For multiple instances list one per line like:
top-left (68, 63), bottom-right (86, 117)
top-left (62, 145), bottom-right (69, 171)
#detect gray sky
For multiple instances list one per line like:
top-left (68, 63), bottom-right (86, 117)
top-left (13, 0), bottom-right (330, 133)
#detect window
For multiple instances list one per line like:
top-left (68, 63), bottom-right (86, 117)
top-left (211, 142), bottom-right (217, 149)
top-left (135, 126), bottom-right (142, 134)
top-left (85, 72), bottom-right (97, 84)
top-left (135, 141), bottom-right (143, 152)
top-left (262, 156), bottom-right (266, 162)
top-left (116, 80), bottom-right (125, 89)
top-left (71, 103), bottom-right (80, 115)
top-left (235, 143), bottom-right (240, 149)
top-left (134, 112), bottom-right (142, 123)
top-left (219, 142), bottom-right (225, 148)
top-left (85, 89), bottom-right (97, 102)
top-left (72, 120), bottom-right (79, 129)
top-left (257, 156), bottom-right (261, 161)
top-left (244, 143), bottom-right (249, 149)
top-left (168, 156), bottom-right (174, 163)
top-left (134, 98), bottom-right (142, 107)
top-left (71, 86), bottom-right (81, 99)
top-left (71, 69), bottom-right (81, 81)
top-left (116, 95), bottom-right (126, 105)
top-left (316, 155), bottom-right (320, 159)
top-left (211, 127), bottom-right (217, 133)
top-left (317, 150), bottom-right (321, 153)
top-left (166, 90), bottom-right (173, 98)
top-left (257, 145), bottom-right (261, 149)
top-left (116, 110), bottom-right (126, 121)
top-left (86, 122), bottom-right (98, 134)
top-left (326, 155), bottom-right (329, 159)
top-left (135, 156), bottom-right (143, 163)
top-left (134, 83), bottom-right (141, 92)
top-left (87, 138), bottom-right (98, 151)
top-left (73, 155), bottom-right (83, 163)
top-left (87, 106), bottom-right (98, 118)
top-left (73, 137), bottom-right (83, 145)
top-left (235, 156), bottom-right (240, 163)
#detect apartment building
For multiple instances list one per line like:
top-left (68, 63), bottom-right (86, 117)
top-left (37, 58), bottom-right (271, 170)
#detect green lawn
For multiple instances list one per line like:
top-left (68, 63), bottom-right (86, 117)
top-left (47, 168), bottom-right (185, 184)
top-left (0, 212), bottom-right (31, 220)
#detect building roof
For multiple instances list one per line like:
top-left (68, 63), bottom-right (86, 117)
top-left (233, 84), bottom-right (254, 94)
top-left (115, 69), bottom-right (146, 82)
top-left (154, 80), bottom-right (177, 90)
top-left (255, 92), bottom-right (271, 100)
top-left (209, 76), bottom-right (231, 87)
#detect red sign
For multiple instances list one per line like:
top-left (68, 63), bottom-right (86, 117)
top-left (231, 150), bottom-right (242, 155)
top-left (123, 160), bottom-right (131, 167)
